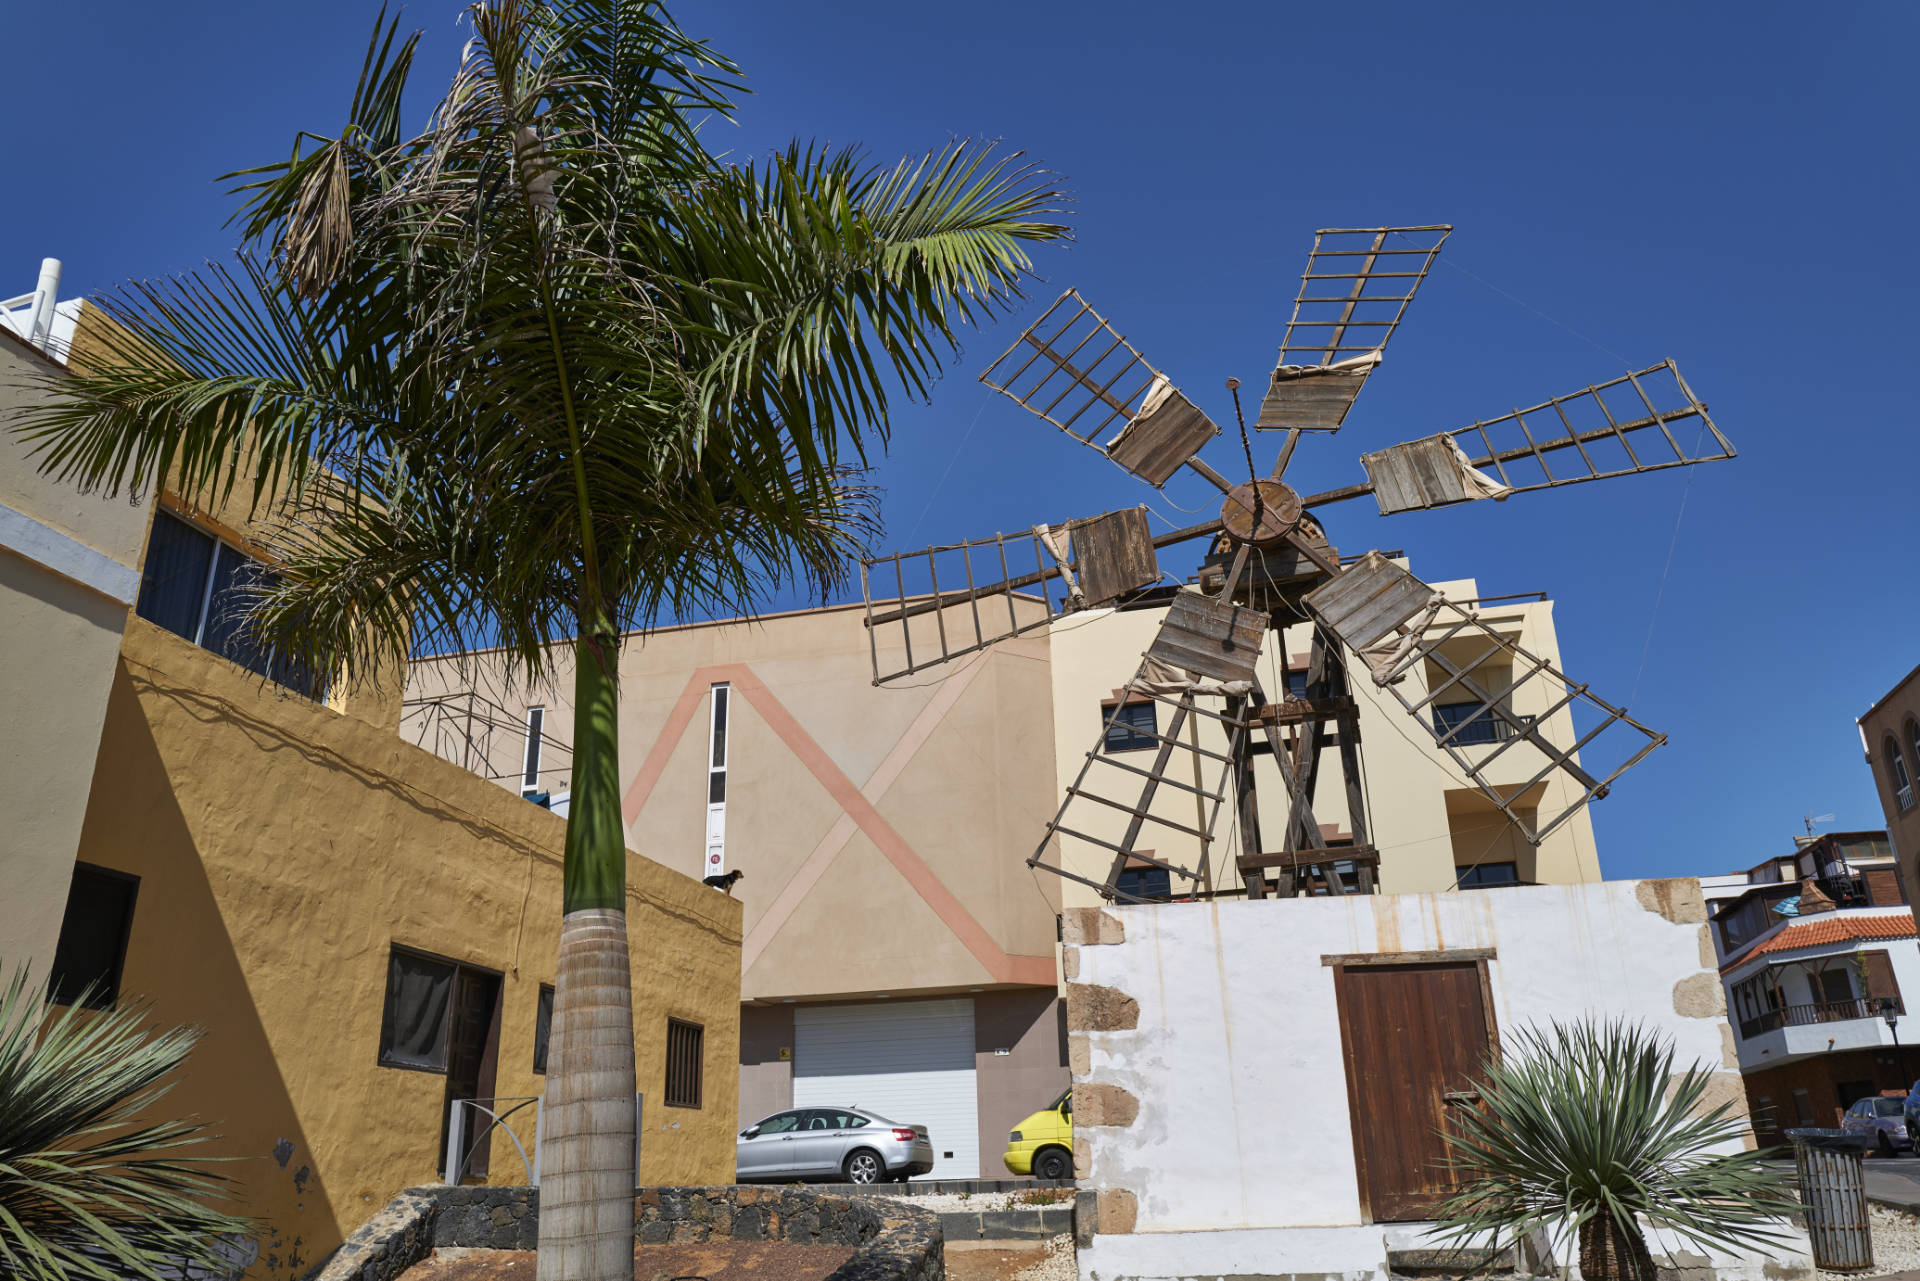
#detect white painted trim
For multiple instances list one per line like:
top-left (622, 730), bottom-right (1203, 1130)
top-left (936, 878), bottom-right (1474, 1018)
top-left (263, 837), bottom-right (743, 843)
top-left (0, 499), bottom-right (140, 605)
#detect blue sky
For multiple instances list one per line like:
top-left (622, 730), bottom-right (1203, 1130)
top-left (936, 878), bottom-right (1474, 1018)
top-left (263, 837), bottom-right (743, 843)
top-left (6, 1), bottom-right (1915, 880)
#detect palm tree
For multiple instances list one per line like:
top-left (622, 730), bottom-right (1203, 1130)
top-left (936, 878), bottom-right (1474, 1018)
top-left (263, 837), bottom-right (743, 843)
top-left (1433, 1019), bottom-right (1798, 1281)
top-left (13, 3), bottom-right (1068, 1276)
top-left (0, 967), bottom-right (255, 1280)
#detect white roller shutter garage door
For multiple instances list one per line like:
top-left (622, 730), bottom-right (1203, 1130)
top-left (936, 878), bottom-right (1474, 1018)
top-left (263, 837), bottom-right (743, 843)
top-left (792, 998), bottom-right (979, 1179)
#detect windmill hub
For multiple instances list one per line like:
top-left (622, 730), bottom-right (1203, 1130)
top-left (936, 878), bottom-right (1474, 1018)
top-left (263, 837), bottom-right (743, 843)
top-left (1220, 479), bottom-right (1302, 547)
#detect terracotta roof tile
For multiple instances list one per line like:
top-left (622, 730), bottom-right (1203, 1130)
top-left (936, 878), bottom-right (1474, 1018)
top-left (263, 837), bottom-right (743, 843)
top-left (1723, 914), bottom-right (1918, 972)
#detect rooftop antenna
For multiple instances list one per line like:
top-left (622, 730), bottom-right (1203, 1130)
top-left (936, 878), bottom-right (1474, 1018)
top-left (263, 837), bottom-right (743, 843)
top-left (1805, 812), bottom-right (1837, 838)
top-left (858, 224), bottom-right (1739, 903)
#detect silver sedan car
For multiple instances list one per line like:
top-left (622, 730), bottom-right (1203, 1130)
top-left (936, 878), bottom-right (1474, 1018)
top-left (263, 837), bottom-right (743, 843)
top-left (736, 1107), bottom-right (934, 1184)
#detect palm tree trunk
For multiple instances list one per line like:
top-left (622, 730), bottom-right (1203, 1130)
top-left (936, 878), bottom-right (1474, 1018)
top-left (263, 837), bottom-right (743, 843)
top-left (1578, 1212), bottom-right (1657, 1281)
top-left (537, 629), bottom-right (635, 1281)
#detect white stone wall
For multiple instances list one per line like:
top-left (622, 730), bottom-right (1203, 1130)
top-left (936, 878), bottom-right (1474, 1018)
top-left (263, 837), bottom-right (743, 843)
top-left (1064, 878), bottom-right (1809, 1281)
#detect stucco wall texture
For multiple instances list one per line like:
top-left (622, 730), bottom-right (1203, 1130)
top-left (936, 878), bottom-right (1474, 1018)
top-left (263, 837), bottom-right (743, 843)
top-left (75, 619), bottom-right (742, 1280)
top-left (1064, 879), bottom-right (1785, 1281)
top-left (0, 328), bottom-right (152, 985)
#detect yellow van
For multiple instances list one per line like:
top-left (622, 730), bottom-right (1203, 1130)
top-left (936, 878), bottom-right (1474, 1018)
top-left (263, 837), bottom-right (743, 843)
top-left (1002, 1087), bottom-right (1074, 1180)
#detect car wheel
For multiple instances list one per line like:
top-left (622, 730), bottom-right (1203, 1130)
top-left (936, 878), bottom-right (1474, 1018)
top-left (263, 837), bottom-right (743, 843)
top-left (843, 1149), bottom-right (884, 1184)
top-left (1034, 1147), bottom-right (1072, 1182)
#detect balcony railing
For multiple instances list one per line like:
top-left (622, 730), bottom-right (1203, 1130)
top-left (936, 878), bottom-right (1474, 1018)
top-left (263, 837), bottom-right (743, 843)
top-left (1431, 703), bottom-right (1536, 747)
top-left (1737, 995), bottom-right (1905, 1039)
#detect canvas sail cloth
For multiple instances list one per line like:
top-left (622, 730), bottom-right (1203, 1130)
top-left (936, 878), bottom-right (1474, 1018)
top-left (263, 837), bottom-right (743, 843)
top-left (1362, 433), bottom-right (1514, 514)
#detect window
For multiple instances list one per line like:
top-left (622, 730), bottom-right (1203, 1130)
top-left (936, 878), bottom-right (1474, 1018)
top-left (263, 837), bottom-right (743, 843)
top-left (1909, 720), bottom-right (1920, 807)
top-left (522, 707), bottom-right (545, 796)
top-left (1432, 702), bottom-right (1533, 747)
top-left (1878, 1098), bottom-right (1906, 1117)
top-left (754, 1111), bottom-right (804, 1134)
top-left (665, 1018), bottom-right (704, 1109)
top-left (1285, 670), bottom-right (1309, 699)
top-left (533, 984), bottom-right (554, 1074)
top-left (704, 685), bottom-right (729, 881)
top-left (379, 949), bottom-right (456, 1071)
top-left (1115, 863), bottom-right (1172, 901)
top-left (50, 864), bottom-right (139, 1008)
top-left (135, 510), bottom-right (324, 697)
top-left (1889, 736), bottom-right (1915, 812)
top-left (1457, 861), bottom-right (1520, 890)
top-left (1102, 700), bottom-right (1157, 753)
top-left (1815, 966), bottom-right (1854, 1004)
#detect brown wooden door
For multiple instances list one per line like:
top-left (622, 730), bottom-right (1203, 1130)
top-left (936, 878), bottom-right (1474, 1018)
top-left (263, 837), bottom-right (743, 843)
top-left (441, 967), bottom-right (503, 1179)
top-left (1335, 961), bottom-right (1495, 1221)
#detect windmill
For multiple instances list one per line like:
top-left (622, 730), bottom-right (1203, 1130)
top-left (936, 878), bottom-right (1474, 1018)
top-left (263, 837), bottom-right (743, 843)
top-left (859, 226), bottom-right (1735, 903)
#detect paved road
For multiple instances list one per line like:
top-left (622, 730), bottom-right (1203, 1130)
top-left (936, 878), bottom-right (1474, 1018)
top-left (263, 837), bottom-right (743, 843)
top-left (1865, 1155), bottom-right (1920, 1209)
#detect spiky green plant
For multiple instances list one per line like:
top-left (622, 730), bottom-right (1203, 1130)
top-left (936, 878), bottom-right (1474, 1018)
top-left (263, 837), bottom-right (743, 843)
top-left (1433, 1019), bottom-right (1798, 1281)
top-left (0, 967), bottom-right (254, 1280)
top-left (10, 3), bottom-right (1068, 1275)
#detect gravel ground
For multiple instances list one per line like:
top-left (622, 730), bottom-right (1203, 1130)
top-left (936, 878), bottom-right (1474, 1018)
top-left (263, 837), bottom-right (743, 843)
top-left (1010, 1235), bottom-right (1075, 1281)
top-left (1817, 1204), bottom-right (1920, 1280)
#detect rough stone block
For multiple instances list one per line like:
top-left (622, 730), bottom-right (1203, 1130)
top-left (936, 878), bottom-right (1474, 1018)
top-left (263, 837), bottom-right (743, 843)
top-left (1637, 878), bottom-right (1708, 924)
top-left (1066, 983), bottom-right (1139, 1031)
top-left (1062, 908), bottom-right (1126, 946)
top-left (1672, 971), bottom-right (1726, 1018)
top-left (1063, 946), bottom-right (1079, 981)
top-left (1073, 1135), bottom-right (1091, 1179)
top-left (1095, 1189), bottom-right (1137, 1235)
top-left (1068, 1033), bottom-right (1090, 1078)
top-left (1074, 1190), bottom-right (1098, 1250)
top-left (1073, 1082), bottom-right (1140, 1127)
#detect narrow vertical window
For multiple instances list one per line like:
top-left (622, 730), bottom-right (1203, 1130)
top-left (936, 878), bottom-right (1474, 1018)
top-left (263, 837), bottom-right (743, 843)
top-left (665, 1018), bottom-right (704, 1108)
top-left (704, 684), bottom-right (728, 880)
top-left (522, 707), bottom-right (545, 796)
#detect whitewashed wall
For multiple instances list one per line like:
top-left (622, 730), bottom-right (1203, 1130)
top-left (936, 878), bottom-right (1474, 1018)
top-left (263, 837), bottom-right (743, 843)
top-left (1064, 879), bottom-right (1809, 1281)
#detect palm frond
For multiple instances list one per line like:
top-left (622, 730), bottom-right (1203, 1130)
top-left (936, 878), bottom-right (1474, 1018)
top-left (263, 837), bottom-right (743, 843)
top-left (0, 968), bottom-right (255, 1281)
top-left (1432, 1019), bottom-right (1799, 1269)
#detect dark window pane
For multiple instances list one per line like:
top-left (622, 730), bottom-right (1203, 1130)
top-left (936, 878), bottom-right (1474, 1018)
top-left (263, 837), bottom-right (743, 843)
top-left (758, 1111), bottom-right (802, 1134)
top-left (135, 511), bottom-right (214, 641)
top-left (533, 984), bottom-right (554, 1074)
top-left (380, 950), bottom-right (453, 1071)
top-left (1457, 861), bottom-right (1520, 889)
top-left (711, 687), bottom-right (728, 768)
top-left (1115, 865), bottom-right (1172, 901)
top-left (1102, 701), bottom-right (1157, 753)
top-left (523, 709), bottom-right (544, 791)
top-left (1285, 670), bottom-right (1309, 699)
top-left (50, 864), bottom-right (139, 1008)
top-left (708, 771), bottom-right (726, 804)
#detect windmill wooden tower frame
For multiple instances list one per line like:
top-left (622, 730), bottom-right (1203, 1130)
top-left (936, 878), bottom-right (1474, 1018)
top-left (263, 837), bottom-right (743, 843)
top-left (859, 226), bottom-right (1734, 904)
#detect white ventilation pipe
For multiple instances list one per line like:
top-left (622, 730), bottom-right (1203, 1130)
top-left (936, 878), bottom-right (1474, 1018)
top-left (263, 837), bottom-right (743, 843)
top-left (26, 258), bottom-right (61, 349)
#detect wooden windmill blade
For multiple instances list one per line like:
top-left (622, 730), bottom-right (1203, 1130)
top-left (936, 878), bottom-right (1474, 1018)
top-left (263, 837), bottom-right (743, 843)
top-left (978, 289), bottom-right (1227, 488)
top-left (1356, 361), bottom-right (1735, 514)
top-left (1257, 226), bottom-right (1452, 435)
top-left (860, 509), bottom-right (1225, 685)
top-left (1303, 552), bottom-right (1664, 843)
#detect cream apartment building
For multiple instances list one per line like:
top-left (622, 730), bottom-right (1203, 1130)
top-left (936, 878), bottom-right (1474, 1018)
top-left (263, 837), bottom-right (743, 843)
top-left (406, 564), bottom-right (1605, 1178)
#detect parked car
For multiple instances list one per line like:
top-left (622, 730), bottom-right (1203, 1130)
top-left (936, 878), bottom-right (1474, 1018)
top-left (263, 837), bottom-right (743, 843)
top-left (1843, 1094), bottom-right (1911, 1156)
top-left (1903, 1079), bottom-right (1920, 1148)
top-left (1002, 1087), bottom-right (1074, 1181)
top-left (735, 1107), bottom-right (934, 1184)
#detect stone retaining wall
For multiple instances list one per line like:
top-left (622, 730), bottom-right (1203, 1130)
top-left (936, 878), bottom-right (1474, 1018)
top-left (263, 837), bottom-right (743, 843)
top-left (315, 1186), bottom-right (943, 1281)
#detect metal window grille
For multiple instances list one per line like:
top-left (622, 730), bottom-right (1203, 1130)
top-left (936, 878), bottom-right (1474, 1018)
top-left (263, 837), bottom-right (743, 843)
top-left (665, 1019), bottom-right (704, 1109)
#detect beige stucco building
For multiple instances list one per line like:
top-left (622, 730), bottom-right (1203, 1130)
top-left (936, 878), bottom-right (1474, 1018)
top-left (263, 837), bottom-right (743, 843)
top-left (1, 286), bottom-right (742, 1278)
top-left (407, 566), bottom-right (1606, 1178)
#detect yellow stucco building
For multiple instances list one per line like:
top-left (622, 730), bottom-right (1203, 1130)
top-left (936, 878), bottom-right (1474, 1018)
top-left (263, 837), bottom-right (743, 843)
top-left (1, 300), bottom-right (742, 1279)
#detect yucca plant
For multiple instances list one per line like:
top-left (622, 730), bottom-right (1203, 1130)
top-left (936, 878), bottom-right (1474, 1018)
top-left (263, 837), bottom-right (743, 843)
top-left (0, 967), bottom-right (254, 1280)
top-left (1433, 1019), bottom-right (1798, 1281)
top-left (11, 3), bottom-right (1068, 1277)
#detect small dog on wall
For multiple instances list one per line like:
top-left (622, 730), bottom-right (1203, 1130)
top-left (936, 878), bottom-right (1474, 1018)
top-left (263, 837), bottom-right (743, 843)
top-left (703, 869), bottom-right (744, 895)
